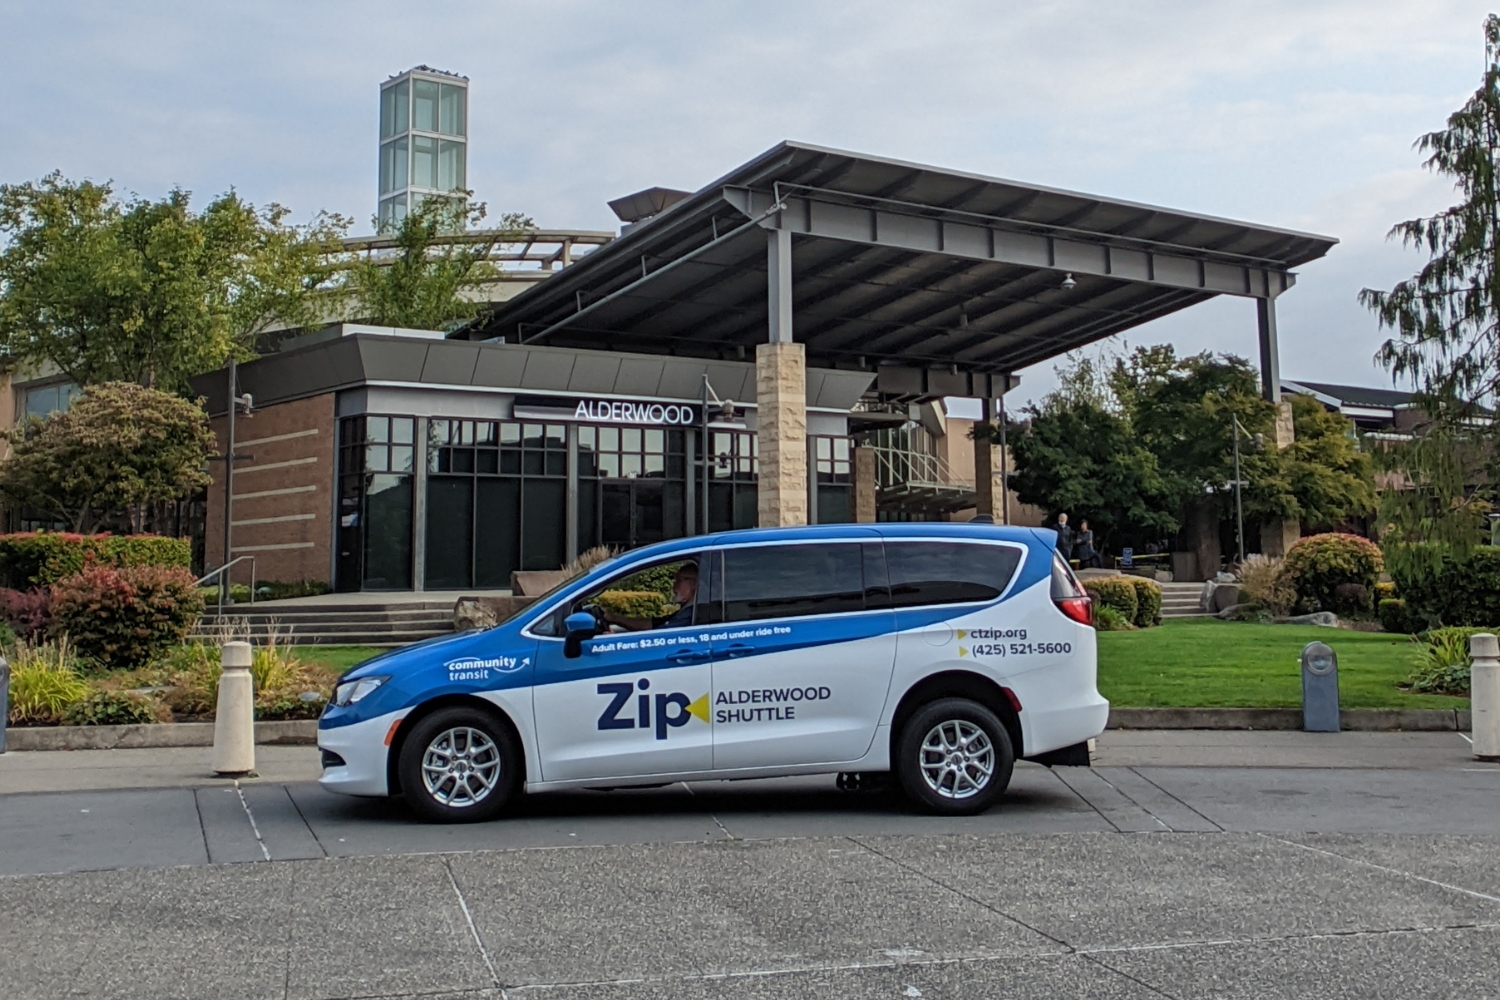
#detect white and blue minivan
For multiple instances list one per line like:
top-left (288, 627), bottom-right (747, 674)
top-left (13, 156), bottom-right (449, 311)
top-left (318, 523), bottom-right (1107, 821)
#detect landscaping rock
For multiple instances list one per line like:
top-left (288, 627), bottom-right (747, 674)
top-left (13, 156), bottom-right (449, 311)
top-left (1276, 611), bottom-right (1339, 627)
top-left (1200, 580), bottom-right (1244, 613)
top-left (453, 594), bottom-right (537, 631)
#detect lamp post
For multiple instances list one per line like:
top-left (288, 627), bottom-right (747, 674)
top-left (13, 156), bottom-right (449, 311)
top-left (1229, 415), bottom-right (1262, 566)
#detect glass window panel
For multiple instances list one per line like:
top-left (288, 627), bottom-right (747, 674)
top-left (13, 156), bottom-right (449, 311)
top-left (816, 437), bottom-right (831, 461)
top-left (521, 479), bottom-right (567, 570)
top-left (391, 445), bottom-right (414, 473)
top-left (458, 420), bottom-right (473, 446)
top-left (380, 85), bottom-right (396, 138)
top-left (644, 453), bottom-right (664, 476)
top-left (392, 80), bottom-right (409, 133)
top-left (522, 424), bottom-right (545, 448)
top-left (501, 451), bottom-right (520, 474)
top-left (723, 543), bottom-right (864, 621)
top-left (621, 454), bottom-right (642, 479)
top-left (622, 428), bottom-right (641, 452)
top-left (578, 426), bottom-right (596, 448)
top-left (834, 438), bottom-right (850, 461)
top-left (381, 137), bottom-right (408, 194)
top-left (412, 136), bottom-right (438, 188)
top-left (378, 196), bottom-right (407, 232)
top-left (438, 140), bottom-right (465, 191)
top-left (412, 79), bottom-right (439, 132)
top-left (644, 428), bottom-right (664, 453)
top-left (476, 422), bottom-right (497, 446)
top-left (365, 445), bottom-right (389, 473)
top-left (453, 450), bottom-right (474, 474)
top-left (475, 478), bottom-right (520, 586)
top-left (367, 417), bottom-right (389, 443)
top-left (599, 427), bottom-right (618, 452)
top-left (523, 451), bottom-right (543, 475)
top-left (392, 419), bottom-right (414, 444)
top-left (424, 478), bottom-right (473, 589)
top-left (500, 422), bottom-right (521, 445)
top-left (363, 473), bottom-right (413, 589)
top-left (477, 449), bottom-right (498, 475)
top-left (875, 542), bottom-right (1023, 609)
top-left (545, 452), bottom-right (565, 476)
top-left (547, 425), bottom-right (566, 448)
top-left (439, 83), bottom-right (466, 135)
top-left (598, 453), bottom-right (619, 478)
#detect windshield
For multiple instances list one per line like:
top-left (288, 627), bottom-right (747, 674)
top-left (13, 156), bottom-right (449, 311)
top-left (493, 554), bottom-right (621, 632)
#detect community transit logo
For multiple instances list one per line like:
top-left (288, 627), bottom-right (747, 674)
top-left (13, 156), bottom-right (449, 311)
top-left (444, 655), bottom-right (528, 682)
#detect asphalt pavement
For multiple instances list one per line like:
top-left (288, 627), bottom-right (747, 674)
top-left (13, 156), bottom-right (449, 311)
top-left (1, 731), bottom-right (1497, 999)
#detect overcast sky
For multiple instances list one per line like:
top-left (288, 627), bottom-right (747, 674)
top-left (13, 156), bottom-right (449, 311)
top-left (1, 0), bottom-right (1490, 409)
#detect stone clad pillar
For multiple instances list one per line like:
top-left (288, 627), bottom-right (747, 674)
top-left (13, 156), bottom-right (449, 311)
top-left (756, 342), bottom-right (807, 526)
top-left (973, 398), bottom-right (996, 519)
top-left (853, 444), bottom-right (876, 523)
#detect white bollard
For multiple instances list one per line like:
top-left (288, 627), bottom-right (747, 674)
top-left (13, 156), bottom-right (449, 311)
top-left (212, 641), bottom-right (256, 776)
top-left (1470, 633), bottom-right (1500, 761)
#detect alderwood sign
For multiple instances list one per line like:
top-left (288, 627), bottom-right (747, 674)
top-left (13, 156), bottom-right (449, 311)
top-left (513, 398), bottom-right (699, 426)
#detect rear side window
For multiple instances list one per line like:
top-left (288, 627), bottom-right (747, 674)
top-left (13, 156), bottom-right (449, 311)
top-left (876, 541), bottom-right (1023, 608)
top-left (722, 543), bottom-right (865, 622)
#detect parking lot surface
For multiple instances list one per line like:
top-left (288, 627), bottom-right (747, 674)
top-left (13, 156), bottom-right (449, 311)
top-left (1, 731), bottom-right (1496, 999)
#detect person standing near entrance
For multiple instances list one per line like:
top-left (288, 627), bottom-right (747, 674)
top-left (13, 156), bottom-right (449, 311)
top-left (1054, 513), bottom-right (1075, 563)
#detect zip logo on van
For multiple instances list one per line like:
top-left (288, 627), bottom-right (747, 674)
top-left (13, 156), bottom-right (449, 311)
top-left (597, 678), bottom-right (710, 739)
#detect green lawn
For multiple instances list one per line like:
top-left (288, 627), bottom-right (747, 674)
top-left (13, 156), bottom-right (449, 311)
top-left (1098, 619), bottom-right (1470, 710)
top-left (291, 645), bottom-right (388, 675)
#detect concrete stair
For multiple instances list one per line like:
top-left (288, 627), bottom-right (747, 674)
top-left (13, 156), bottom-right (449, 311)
top-left (192, 599), bottom-right (456, 647)
top-left (1158, 581), bottom-right (1208, 618)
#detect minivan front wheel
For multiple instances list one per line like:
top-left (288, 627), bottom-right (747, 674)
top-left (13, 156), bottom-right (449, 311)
top-left (896, 698), bottom-right (1014, 815)
top-left (398, 706), bottom-right (521, 823)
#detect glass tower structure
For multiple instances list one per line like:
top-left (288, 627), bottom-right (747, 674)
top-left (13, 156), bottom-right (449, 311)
top-left (378, 67), bottom-right (468, 231)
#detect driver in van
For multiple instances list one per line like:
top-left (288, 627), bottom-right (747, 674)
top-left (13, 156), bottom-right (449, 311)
top-left (601, 561), bottom-right (698, 631)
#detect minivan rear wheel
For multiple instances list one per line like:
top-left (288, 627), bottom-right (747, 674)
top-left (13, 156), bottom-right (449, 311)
top-left (896, 698), bottom-right (1014, 815)
top-left (398, 706), bottom-right (521, 823)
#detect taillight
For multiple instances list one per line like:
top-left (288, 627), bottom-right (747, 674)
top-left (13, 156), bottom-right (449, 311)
top-left (1050, 551), bottom-right (1093, 625)
top-left (1055, 596), bottom-right (1094, 626)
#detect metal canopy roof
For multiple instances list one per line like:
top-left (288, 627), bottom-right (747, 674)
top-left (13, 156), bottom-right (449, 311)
top-left (466, 141), bottom-right (1337, 396)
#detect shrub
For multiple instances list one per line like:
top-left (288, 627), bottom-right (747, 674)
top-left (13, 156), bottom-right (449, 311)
top-left (1093, 605), bottom-right (1135, 631)
top-left (1283, 533), bottom-right (1383, 614)
top-left (50, 564), bottom-right (204, 669)
top-left (1237, 555), bottom-right (1296, 616)
top-left (0, 587), bottom-right (51, 640)
top-left (1127, 577), bottom-right (1161, 627)
top-left (62, 690), bottom-right (169, 726)
top-left (0, 532), bottom-right (192, 588)
top-left (1082, 578), bottom-right (1138, 624)
top-left (1375, 581), bottom-right (1397, 602)
top-left (1378, 598), bottom-right (1422, 635)
top-left (254, 579), bottom-right (331, 601)
top-left (564, 546), bottom-right (618, 579)
top-left (614, 562), bottom-right (681, 597)
top-left (0, 620), bottom-right (14, 649)
top-left (6, 637), bottom-right (88, 724)
top-left (1404, 626), bottom-right (1488, 695)
top-left (1389, 545), bottom-right (1500, 627)
top-left (594, 590), bottom-right (677, 621)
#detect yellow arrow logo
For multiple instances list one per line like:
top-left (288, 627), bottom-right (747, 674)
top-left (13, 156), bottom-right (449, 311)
top-left (956, 629), bottom-right (967, 639)
top-left (687, 693), bottom-right (710, 723)
top-left (958, 647), bottom-right (968, 657)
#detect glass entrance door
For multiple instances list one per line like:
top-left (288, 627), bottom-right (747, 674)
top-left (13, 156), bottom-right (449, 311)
top-left (578, 425), bottom-right (686, 553)
top-left (599, 479), bottom-right (669, 549)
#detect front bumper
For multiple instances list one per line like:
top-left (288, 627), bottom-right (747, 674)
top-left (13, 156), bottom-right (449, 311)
top-left (317, 710), bottom-right (403, 797)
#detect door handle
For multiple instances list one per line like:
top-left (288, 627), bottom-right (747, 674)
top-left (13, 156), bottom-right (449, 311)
top-left (722, 643), bottom-right (756, 658)
top-left (667, 648), bottom-right (710, 664)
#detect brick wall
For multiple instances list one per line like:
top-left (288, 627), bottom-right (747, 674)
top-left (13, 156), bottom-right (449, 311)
top-left (207, 393), bottom-right (336, 585)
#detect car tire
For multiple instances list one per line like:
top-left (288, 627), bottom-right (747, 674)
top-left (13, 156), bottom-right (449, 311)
top-left (398, 706), bottom-right (522, 823)
top-left (895, 698), bottom-right (1014, 815)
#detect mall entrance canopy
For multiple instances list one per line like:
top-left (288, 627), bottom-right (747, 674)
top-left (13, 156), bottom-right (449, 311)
top-left (466, 141), bottom-right (1337, 525)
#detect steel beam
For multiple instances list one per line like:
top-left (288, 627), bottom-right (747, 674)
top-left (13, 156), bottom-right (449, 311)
top-left (725, 187), bottom-right (1295, 301)
top-left (1258, 296), bottom-right (1282, 403)
top-left (767, 227), bottom-right (794, 344)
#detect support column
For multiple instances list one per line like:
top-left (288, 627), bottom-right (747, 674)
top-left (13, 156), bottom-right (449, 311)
top-left (564, 423), bottom-right (579, 563)
top-left (973, 398), bottom-right (996, 519)
top-left (1258, 297), bottom-right (1282, 404)
top-left (1257, 296), bottom-right (1298, 556)
top-left (767, 228), bottom-right (793, 345)
top-left (412, 418), bottom-right (428, 591)
top-left (853, 444), bottom-right (876, 523)
top-left (756, 342), bottom-right (808, 526)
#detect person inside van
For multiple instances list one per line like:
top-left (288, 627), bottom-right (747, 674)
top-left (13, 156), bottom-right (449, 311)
top-left (602, 561), bottom-right (698, 631)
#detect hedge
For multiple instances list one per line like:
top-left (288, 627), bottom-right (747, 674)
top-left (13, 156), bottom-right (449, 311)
top-left (0, 532), bottom-right (192, 588)
top-left (1127, 577), bottom-right (1162, 627)
top-left (594, 590), bottom-right (678, 621)
top-left (1083, 578), bottom-right (1138, 624)
top-left (1378, 598), bottom-right (1422, 635)
top-left (1389, 544), bottom-right (1500, 627)
top-left (1283, 533), bottom-right (1383, 615)
top-left (50, 564), bottom-right (204, 669)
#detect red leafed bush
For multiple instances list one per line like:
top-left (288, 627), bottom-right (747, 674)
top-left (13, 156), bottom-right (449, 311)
top-left (49, 564), bottom-right (204, 669)
top-left (0, 587), bottom-right (52, 639)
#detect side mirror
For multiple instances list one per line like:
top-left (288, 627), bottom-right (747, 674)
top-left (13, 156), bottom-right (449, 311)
top-left (563, 611), bottom-right (597, 659)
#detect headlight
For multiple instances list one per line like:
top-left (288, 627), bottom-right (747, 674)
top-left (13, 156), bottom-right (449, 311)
top-left (333, 676), bottom-right (388, 707)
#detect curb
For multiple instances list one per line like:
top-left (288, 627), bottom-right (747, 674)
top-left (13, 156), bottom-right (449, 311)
top-left (2, 720), bottom-right (317, 752)
top-left (1107, 707), bottom-right (1472, 732)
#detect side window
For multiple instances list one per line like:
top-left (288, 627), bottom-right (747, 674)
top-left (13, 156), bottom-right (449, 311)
top-left (722, 543), bottom-right (865, 622)
top-left (531, 553), bottom-right (704, 635)
top-left (877, 541), bottom-right (1023, 608)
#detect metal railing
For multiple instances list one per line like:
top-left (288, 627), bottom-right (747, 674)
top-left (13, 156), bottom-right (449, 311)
top-left (196, 556), bottom-right (257, 618)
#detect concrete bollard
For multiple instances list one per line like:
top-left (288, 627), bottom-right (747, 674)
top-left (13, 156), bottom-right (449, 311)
top-left (1471, 633), bottom-right (1499, 761)
top-left (0, 654), bottom-right (9, 755)
top-left (212, 641), bottom-right (256, 776)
